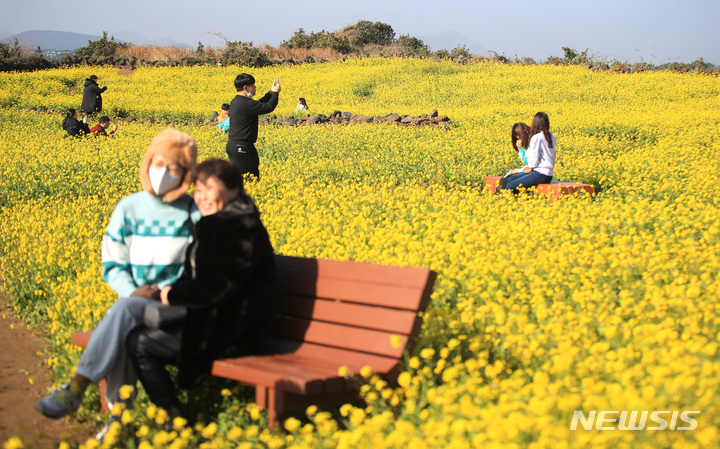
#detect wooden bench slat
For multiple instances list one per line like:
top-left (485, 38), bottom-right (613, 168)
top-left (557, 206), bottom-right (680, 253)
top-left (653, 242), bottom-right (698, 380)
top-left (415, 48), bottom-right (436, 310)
top-left (212, 357), bottom-right (324, 395)
top-left (276, 256), bottom-right (434, 288)
top-left (212, 355), bottom-right (346, 395)
top-left (271, 316), bottom-right (406, 358)
top-left (264, 338), bottom-right (400, 373)
top-left (277, 275), bottom-right (429, 310)
top-left (72, 331), bottom-right (92, 347)
top-left (277, 294), bottom-right (422, 335)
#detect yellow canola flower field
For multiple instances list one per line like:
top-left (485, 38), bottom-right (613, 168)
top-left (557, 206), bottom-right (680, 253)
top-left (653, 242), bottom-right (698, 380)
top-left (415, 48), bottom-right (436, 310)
top-left (1, 58), bottom-right (719, 448)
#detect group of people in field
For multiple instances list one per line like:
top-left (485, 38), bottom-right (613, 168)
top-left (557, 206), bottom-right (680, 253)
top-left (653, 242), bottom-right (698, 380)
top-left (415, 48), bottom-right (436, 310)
top-left (42, 70), bottom-right (555, 442)
top-left (62, 75), bottom-right (118, 138)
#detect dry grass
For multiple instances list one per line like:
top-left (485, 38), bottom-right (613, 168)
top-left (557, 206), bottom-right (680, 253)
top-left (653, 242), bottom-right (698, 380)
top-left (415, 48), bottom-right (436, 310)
top-left (114, 44), bottom-right (344, 62)
top-left (259, 44), bottom-right (343, 61)
top-left (116, 45), bottom-right (222, 61)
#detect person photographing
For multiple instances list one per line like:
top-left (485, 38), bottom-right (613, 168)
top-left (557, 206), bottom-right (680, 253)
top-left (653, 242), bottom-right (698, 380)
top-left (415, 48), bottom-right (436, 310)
top-left (226, 74), bottom-right (280, 180)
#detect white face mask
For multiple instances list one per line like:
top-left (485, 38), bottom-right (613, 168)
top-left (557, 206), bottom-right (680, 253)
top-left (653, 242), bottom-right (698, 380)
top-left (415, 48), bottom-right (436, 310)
top-left (148, 167), bottom-right (181, 196)
top-left (246, 92), bottom-right (253, 99)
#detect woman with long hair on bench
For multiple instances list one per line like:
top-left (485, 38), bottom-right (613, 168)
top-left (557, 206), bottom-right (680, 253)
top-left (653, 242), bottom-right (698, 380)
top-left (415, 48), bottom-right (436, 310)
top-left (501, 112), bottom-right (556, 194)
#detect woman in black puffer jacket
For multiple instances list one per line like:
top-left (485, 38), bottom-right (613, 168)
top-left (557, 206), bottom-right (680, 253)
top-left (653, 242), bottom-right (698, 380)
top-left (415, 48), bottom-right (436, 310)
top-left (62, 108), bottom-right (90, 138)
top-left (127, 158), bottom-right (276, 415)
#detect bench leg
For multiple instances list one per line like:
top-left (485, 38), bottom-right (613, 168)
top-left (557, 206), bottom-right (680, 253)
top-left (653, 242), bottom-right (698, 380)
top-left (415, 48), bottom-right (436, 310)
top-left (98, 379), bottom-right (109, 411)
top-left (255, 385), bottom-right (284, 428)
top-left (267, 387), bottom-right (284, 429)
top-left (256, 385), bottom-right (268, 409)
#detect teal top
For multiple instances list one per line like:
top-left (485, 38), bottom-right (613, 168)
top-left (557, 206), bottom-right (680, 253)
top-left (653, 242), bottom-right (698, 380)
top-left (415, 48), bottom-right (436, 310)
top-left (101, 192), bottom-right (202, 298)
top-left (518, 147), bottom-right (529, 166)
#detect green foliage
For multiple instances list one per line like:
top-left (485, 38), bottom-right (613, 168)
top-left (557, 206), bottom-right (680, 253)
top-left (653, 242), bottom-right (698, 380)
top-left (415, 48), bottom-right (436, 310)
top-left (282, 28), bottom-right (354, 54)
top-left (450, 45), bottom-right (472, 59)
top-left (72, 31), bottom-right (129, 59)
top-left (220, 41), bottom-right (270, 67)
top-left (396, 34), bottom-right (430, 57)
top-left (343, 20), bottom-right (396, 47)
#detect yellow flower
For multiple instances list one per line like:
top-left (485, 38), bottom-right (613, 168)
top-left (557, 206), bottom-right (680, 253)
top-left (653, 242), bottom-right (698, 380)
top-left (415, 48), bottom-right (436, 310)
top-left (227, 426), bottom-right (243, 440)
top-left (3, 436), bottom-right (24, 449)
top-left (284, 417), bottom-right (302, 433)
top-left (398, 371), bottom-right (412, 388)
top-left (118, 384), bottom-right (134, 401)
top-left (360, 365), bottom-right (373, 378)
top-left (201, 422), bottom-right (217, 439)
top-left (390, 334), bottom-right (403, 348)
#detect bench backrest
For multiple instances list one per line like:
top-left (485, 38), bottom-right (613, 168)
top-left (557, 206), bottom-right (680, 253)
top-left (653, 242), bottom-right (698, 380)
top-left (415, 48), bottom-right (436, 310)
top-left (267, 255), bottom-right (436, 373)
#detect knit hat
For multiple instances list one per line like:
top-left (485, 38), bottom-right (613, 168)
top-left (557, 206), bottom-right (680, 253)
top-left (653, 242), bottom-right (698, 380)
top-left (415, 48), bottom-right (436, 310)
top-left (89, 75), bottom-right (98, 80)
top-left (139, 129), bottom-right (198, 203)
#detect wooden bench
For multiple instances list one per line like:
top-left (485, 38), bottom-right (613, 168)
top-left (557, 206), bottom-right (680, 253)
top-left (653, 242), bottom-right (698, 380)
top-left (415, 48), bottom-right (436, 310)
top-left (486, 175), bottom-right (595, 199)
top-left (72, 255), bottom-right (437, 428)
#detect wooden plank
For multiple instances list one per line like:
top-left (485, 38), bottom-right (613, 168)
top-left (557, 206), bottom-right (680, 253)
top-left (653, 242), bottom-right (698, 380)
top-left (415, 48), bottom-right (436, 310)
top-left (265, 338), bottom-right (400, 373)
top-left (212, 357), bottom-right (324, 395)
top-left (277, 274), bottom-right (429, 310)
top-left (270, 317), bottom-right (406, 359)
top-left (212, 355), bottom-right (345, 395)
top-left (276, 294), bottom-right (422, 334)
top-left (276, 255), bottom-right (433, 288)
top-left (72, 331), bottom-right (92, 348)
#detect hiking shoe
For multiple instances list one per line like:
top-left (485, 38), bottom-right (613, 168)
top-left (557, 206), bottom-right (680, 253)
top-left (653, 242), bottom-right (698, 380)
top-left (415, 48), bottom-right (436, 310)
top-left (95, 415), bottom-right (123, 443)
top-left (35, 384), bottom-right (81, 419)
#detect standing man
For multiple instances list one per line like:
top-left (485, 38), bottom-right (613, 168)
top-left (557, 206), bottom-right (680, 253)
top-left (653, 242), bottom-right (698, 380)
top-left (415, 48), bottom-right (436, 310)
top-left (227, 73), bottom-right (280, 180)
top-left (81, 75), bottom-right (107, 115)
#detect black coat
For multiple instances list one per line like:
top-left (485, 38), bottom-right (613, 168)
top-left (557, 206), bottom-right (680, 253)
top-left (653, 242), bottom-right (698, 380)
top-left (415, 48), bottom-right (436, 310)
top-left (167, 195), bottom-right (275, 388)
top-left (81, 78), bottom-right (107, 114)
top-left (62, 117), bottom-right (90, 137)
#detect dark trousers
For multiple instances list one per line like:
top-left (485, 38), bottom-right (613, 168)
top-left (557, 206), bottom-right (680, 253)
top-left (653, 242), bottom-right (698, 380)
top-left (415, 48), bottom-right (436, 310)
top-left (127, 325), bottom-right (183, 413)
top-left (226, 141), bottom-right (260, 180)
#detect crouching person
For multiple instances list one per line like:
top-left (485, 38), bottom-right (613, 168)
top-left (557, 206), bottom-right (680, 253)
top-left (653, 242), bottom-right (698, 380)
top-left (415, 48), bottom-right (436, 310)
top-left (127, 158), bottom-right (276, 416)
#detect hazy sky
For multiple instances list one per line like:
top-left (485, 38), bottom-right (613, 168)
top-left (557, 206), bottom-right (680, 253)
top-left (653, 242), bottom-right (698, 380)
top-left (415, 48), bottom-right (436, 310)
top-left (2, 0), bottom-right (718, 64)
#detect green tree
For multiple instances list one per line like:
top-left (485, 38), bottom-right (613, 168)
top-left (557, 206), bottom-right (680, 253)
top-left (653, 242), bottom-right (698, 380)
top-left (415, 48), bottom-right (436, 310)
top-left (73, 31), bottom-right (128, 58)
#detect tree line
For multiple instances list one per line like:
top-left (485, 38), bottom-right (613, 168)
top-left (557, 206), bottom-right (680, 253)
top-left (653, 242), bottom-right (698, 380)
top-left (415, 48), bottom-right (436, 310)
top-left (1, 23), bottom-right (717, 75)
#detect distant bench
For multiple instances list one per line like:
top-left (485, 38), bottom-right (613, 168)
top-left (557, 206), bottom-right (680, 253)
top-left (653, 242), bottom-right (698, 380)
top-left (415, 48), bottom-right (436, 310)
top-left (73, 255), bottom-right (437, 428)
top-left (485, 176), bottom-right (595, 199)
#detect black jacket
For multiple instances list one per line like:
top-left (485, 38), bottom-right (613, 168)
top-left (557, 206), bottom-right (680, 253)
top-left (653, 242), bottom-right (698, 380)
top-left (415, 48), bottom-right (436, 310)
top-left (228, 92), bottom-right (279, 144)
top-left (62, 117), bottom-right (90, 137)
top-left (81, 78), bottom-right (107, 114)
top-left (167, 195), bottom-right (275, 388)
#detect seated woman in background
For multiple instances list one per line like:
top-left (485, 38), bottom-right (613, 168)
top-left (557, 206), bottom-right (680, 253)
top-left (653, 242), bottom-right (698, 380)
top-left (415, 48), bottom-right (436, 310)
top-left (511, 122), bottom-right (530, 166)
top-left (217, 103), bottom-right (230, 132)
top-left (501, 112), bottom-right (556, 193)
top-left (127, 158), bottom-right (276, 416)
top-left (296, 97), bottom-right (308, 111)
top-left (62, 108), bottom-right (90, 138)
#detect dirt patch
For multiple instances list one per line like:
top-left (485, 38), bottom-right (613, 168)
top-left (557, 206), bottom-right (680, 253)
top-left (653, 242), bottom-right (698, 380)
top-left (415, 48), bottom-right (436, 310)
top-left (0, 293), bottom-right (95, 448)
top-left (118, 68), bottom-right (136, 77)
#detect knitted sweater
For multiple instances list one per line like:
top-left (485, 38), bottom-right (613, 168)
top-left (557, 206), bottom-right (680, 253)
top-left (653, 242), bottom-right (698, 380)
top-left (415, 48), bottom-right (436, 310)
top-left (101, 191), bottom-right (202, 299)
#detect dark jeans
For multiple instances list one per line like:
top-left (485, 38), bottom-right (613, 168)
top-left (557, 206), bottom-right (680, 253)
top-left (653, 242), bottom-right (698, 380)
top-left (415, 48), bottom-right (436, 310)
top-left (127, 325), bottom-right (183, 413)
top-left (502, 170), bottom-right (552, 194)
top-left (226, 141), bottom-right (260, 180)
